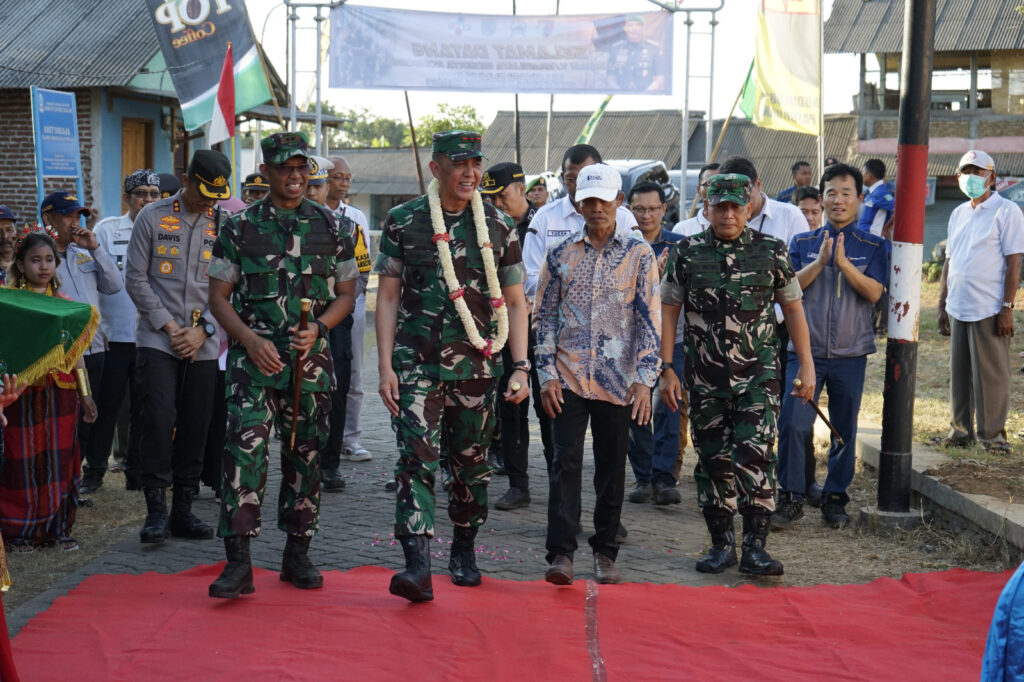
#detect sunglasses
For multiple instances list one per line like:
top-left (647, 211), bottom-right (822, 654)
top-left (129, 190), bottom-right (162, 199)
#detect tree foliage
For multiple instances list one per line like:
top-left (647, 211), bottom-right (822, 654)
top-left (402, 104), bottom-right (484, 147)
top-left (298, 102), bottom-right (407, 150)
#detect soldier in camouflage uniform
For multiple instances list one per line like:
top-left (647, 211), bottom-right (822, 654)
top-left (375, 130), bottom-right (530, 603)
top-left (206, 132), bottom-right (357, 599)
top-left (658, 174), bottom-right (815, 577)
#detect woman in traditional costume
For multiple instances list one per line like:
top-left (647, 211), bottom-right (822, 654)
top-left (0, 230), bottom-right (98, 551)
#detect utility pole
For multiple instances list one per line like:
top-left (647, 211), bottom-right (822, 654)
top-left (869, 0), bottom-right (935, 529)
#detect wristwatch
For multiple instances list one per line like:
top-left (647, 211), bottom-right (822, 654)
top-left (198, 317), bottom-right (216, 338)
top-left (512, 359), bottom-right (531, 373)
top-left (660, 360), bottom-right (675, 375)
top-left (315, 319), bottom-right (329, 339)
top-left (1002, 301), bottom-right (1015, 310)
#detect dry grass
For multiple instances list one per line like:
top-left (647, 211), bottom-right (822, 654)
top-left (859, 279), bottom-right (1024, 451)
top-left (3, 472), bottom-right (146, 612)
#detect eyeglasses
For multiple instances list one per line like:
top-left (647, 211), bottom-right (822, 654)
top-left (129, 190), bottom-right (161, 199)
top-left (268, 163), bottom-right (310, 176)
top-left (630, 206), bottom-right (662, 215)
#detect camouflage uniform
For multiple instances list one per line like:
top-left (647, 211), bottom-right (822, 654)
top-left (374, 195), bottom-right (525, 537)
top-left (661, 227), bottom-right (802, 515)
top-left (209, 198), bottom-right (357, 538)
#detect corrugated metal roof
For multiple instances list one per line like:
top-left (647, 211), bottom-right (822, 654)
top-left (483, 110), bottom-right (700, 173)
top-left (0, 0), bottom-right (157, 89)
top-left (825, 0), bottom-right (1024, 54)
top-left (337, 113), bottom-right (1024, 199)
top-left (332, 148), bottom-right (432, 199)
top-left (714, 115), bottom-right (860, 197)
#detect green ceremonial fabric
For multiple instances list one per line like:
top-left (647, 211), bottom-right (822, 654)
top-left (0, 288), bottom-right (98, 385)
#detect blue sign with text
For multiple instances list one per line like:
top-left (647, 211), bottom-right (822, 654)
top-left (31, 87), bottom-right (82, 177)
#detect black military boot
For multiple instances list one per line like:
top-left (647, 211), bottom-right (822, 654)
top-left (695, 509), bottom-right (738, 574)
top-left (209, 536), bottom-right (254, 599)
top-left (449, 526), bottom-right (481, 587)
top-left (139, 487), bottom-right (169, 544)
top-left (739, 512), bottom-right (784, 576)
top-left (390, 534), bottom-right (434, 602)
top-left (168, 485), bottom-right (214, 539)
top-left (280, 535), bottom-right (324, 589)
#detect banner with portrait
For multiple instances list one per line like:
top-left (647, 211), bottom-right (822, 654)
top-left (328, 7), bottom-right (673, 95)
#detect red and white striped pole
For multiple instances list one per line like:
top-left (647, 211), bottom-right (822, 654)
top-left (879, 0), bottom-right (935, 513)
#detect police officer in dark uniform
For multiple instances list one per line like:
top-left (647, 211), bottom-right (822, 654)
top-left (607, 15), bottom-right (665, 92)
top-left (480, 162), bottom-right (550, 512)
top-left (241, 172), bottom-right (270, 205)
top-left (125, 150), bottom-right (229, 546)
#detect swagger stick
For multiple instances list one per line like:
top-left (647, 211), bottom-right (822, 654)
top-left (290, 298), bottom-right (312, 450)
top-left (793, 378), bottom-right (845, 446)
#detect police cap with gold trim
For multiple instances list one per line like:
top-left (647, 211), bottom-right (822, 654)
top-left (480, 162), bottom-right (525, 195)
top-left (188, 149), bottom-right (232, 200)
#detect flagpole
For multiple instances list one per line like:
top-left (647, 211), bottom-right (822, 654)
top-left (231, 133), bottom-right (237, 198)
top-left (817, 0), bottom-right (825, 177)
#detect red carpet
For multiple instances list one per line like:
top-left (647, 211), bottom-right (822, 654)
top-left (11, 565), bottom-right (1007, 681)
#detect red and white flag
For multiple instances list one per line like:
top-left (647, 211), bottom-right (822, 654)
top-left (207, 43), bottom-right (235, 145)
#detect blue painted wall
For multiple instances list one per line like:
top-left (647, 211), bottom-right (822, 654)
top-left (97, 93), bottom-right (174, 219)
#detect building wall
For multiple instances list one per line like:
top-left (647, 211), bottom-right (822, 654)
top-left (98, 93), bottom-right (175, 220)
top-left (0, 89), bottom-right (96, 224)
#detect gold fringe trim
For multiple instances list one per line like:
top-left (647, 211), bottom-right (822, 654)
top-left (14, 304), bottom-right (98, 387)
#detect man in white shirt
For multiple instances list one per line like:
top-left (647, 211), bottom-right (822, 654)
top-left (84, 170), bottom-right (161, 493)
top-left (718, 156), bottom-right (809, 250)
top-left (938, 150), bottom-right (1024, 451)
top-left (327, 156), bottom-right (374, 465)
top-left (521, 144), bottom-right (638, 298)
top-left (673, 162), bottom-right (719, 237)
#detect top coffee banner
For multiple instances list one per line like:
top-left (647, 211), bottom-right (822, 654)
top-left (328, 7), bottom-right (673, 95)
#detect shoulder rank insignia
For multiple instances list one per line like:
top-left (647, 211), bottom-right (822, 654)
top-left (172, 200), bottom-right (181, 214)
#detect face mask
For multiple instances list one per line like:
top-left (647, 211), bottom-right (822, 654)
top-left (958, 173), bottom-right (989, 199)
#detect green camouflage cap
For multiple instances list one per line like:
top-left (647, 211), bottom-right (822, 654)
top-left (432, 129), bottom-right (485, 161)
top-left (261, 131), bottom-right (313, 166)
top-left (706, 173), bottom-right (752, 206)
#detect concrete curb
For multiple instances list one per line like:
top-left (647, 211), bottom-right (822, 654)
top-left (855, 423), bottom-right (1024, 554)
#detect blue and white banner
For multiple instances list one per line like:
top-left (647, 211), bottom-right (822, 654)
top-left (328, 7), bottom-right (673, 95)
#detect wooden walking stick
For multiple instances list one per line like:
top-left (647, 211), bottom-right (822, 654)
top-left (793, 378), bottom-right (845, 446)
top-left (290, 298), bottom-right (312, 449)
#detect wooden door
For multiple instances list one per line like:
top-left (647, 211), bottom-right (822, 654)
top-left (121, 119), bottom-right (152, 213)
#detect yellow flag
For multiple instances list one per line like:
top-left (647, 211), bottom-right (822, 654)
top-left (749, 0), bottom-right (820, 136)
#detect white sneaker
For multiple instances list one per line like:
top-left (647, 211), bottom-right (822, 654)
top-left (342, 445), bottom-right (372, 462)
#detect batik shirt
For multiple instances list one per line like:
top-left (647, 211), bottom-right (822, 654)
top-left (534, 227), bottom-right (661, 405)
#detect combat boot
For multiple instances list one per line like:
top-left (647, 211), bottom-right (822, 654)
top-left (168, 485), bottom-right (214, 539)
top-left (739, 512), bottom-right (784, 576)
top-left (695, 509), bottom-right (738, 574)
top-left (390, 534), bottom-right (434, 602)
top-left (280, 535), bottom-right (324, 589)
top-left (209, 536), bottom-right (254, 599)
top-left (139, 487), bottom-right (169, 544)
top-left (448, 526), bottom-right (481, 587)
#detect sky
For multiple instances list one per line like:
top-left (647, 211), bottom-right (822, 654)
top-left (243, 0), bottom-right (861, 128)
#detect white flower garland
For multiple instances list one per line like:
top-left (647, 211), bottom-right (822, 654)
top-left (427, 178), bottom-right (509, 357)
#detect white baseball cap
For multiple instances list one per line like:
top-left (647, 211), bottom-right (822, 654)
top-left (957, 150), bottom-right (995, 174)
top-left (574, 163), bottom-right (622, 202)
